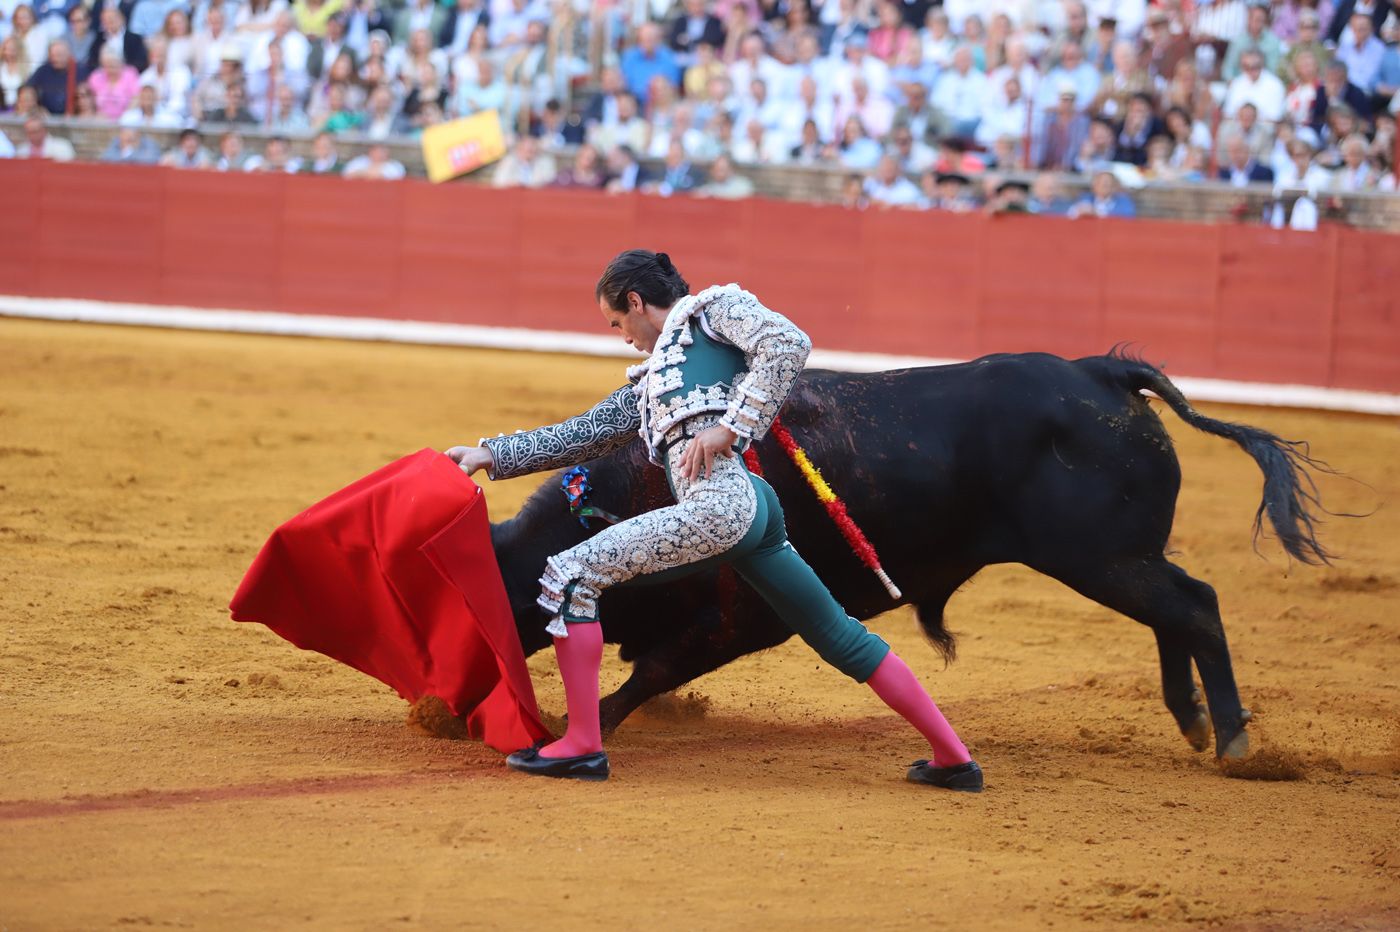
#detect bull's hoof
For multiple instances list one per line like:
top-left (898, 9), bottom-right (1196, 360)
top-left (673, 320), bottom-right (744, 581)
top-left (1219, 731), bottom-right (1250, 760)
top-left (1184, 711), bottom-right (1211, 752)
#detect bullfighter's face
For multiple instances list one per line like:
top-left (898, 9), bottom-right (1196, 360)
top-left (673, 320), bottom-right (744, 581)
top-left (599, 292), bottom-right (664, 354)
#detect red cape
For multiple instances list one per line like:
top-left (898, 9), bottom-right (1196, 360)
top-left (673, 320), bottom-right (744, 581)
top-left (229, 449), bottom-right (551, 753)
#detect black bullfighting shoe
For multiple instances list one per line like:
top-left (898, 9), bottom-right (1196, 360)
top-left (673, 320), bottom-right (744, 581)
top-left (505, 745), bottom-right (610, 781)
top-left (906, 759), bottom-right (984, 793)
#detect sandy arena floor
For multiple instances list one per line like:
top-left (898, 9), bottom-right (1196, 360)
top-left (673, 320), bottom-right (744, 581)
top-left (1, 318), bottom-right (1398, 930)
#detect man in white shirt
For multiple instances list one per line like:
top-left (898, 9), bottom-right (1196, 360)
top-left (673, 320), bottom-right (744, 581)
top-left (864, 153), bottom-right (922, 206)
top-left (931, 45), bottom-right (987, 138)
top-left (15, 115), bottom-right (75, 160)
top-left (1334, 12), bottom-right (1386, 92)
top-left (1037, 40), bottom-right (1100, 111)
top-left (1223, 49), bottom-right (1286, 122)
top-left (986, 36), bottom-right (1038, 109)
top-left (344, 141), bottom-right (407, 180)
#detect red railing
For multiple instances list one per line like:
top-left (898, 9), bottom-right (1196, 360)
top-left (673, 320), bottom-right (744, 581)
top-left (1, 160), bottom-right (1396, 393)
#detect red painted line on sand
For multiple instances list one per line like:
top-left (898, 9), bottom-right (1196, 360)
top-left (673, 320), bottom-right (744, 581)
top-left (0, 768), bottom-right (498, 821)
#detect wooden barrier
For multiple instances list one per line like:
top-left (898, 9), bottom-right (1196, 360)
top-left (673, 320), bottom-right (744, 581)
top-left (1, 160), bottom-right (1397, 393)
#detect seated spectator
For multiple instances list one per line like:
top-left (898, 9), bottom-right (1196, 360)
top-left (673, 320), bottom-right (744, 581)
top-left (210, 80), bottom-right (258, 123)
top-left (1068, 169), bottom-right (1136, 218)
top-left (580, 66), bottom-right (625, 130)
top-left (694, 153), bottom-right (754, 198)
top-left (840, 172), bottom-right (870, 209)
top-left (88, 7), bottom-right (149, 73)
top-left (1330, 132), bottom-right (1376, 190)
top-left (307, 12), bottom-right (353, 79)
top-left (1217, 101), bottom-right (1274, 162)
top-left (1035, 84), bottom-right (1092, 170)
top-left (72, 83), bottom-right (99, 117)
top-left (887, 37), bottom-right (937, 100)
top-left (668, 0), bottom-right (724, 69)
top-left (1140, 7), bottom-right (1193, 83)
top-left (247, 39), bottom-right (309, 121)
top-left (771, 1), bottom-right (820, 67)
top-left (651, 138), bottom-right (702, 194)
top-left (316, 80), bottom-right (363, 132)
top-left (1112, 92), bottom-right (1165, 166)
top-left (604, 144), bottom-right (649, 193)
top-left (930, 45), bottom-right (985, 139)
top-left (193, 49), bottom-right (245, 118)
top-left (731, 116), bottom-right (786, 163)
top-left (828, 114), bottom-right (882, 169)
top-left (888, 121), bottom-right (935, 172)
top-left (88, 48), bottom-right (143, 119)
top-left (918, 9), bottom-right (956, 70)
top-left (1028, 173), bottom-right (1072, 215)
top-left (1274, 137), bottom-right (1333, 193)
top-left (119, 80), bottom-right (182, 127)
top-left (1286, 50), bottom-right (1324, 127)
top-left (491, 134), bottom-right (557, 187)
top-left (16, 114), bottom-right (76, 159)
top-left (920, 170), bottom-right (976, 211)
top-left (729, 31), bottom-right (786, 102)
top-left (361, 82), bottom-right (400, 138)
top-left (301, 129), bottom-right (343, 173)
top-left (1334, 11), bottom-right (1385, 94)
top-left (776, 74), bottom-right (835, 148)
top-left (552, 143), bottom-right (607, 189)
top-left (244, 134), bottom-right (303, 172)
top-left (988, 178), bottom-right (1030, 214)
top-left (1218, 132), bottom-right (1275, 185)
top-left (8, 4), bottom-right (45, 71)
top-left (976, 74), bottom-right (1030, 149)
top-left (393, 0), bottom-right (445, 46)
top-left (1073, 117), bottom-right (1117, 174)
top-left (215, 129), bottom-right (248, 170)
top-left (528, 99), bottom-right (581, 148)
top-left (189, 5), bottom-right (237, 80)
top-left (1222, 1), bottom-right (1282, 81)
top-left (868, 0), bottom-right (914, 64)
top-left (1038, 40), bottom-right (1100, 112)
top-left (64, 5), bottom-right (98, 73)
top-left (1312, 61), bottom-right (1374, 130)
top-left (453, 57), bottom-right (506, 118)
top-left (621, 20), bottom-right (679, 105)
top-left (788, 118), bottom-right (829, 164)
top-left (26, 39), bottom-right (85, 115)
top-left (100, 124), bottom-right (161, 163)
top-left (439, 0), bottom-right (488, 59)
top-left (1091, 41), bottom-right (1152, 120)
top-left (1224, 50), bottom-right (1286, 122)
top-left (344, 141), bottom-right (406, 179)
top-left (1162, 105), bottom-right (1213, 166)
top-left (683, 41), bottom-right (726, 99)
top-left (587, 90), bottom-right (648, 154)
top-left (160, 8), bottom-right (198, 74)
top-left (988, 134), bottom-right (1025, 171)
top-left (863, 153), bottom-right (921, 206)
top-left (1281, 9), bottom-right (1330, 84)
top-left (1142, 134), bottom-right (1181, 181)
top-left (833, 74), bottom-right (893, 139)
top-left (160, 126), bottom-right (215, 168)
top-left (10, 84), bottom-right (42, 117)
top-left (142, 36), bottom-right (194, 119)
top-left (265, 82), bottom-right (311, 133)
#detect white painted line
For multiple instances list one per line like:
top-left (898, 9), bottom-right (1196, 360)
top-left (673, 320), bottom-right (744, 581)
top-left (3, 294), bottom-right (1397, 416)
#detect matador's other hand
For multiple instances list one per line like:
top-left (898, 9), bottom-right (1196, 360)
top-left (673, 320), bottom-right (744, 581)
top-left (679, 425), bottom-right (738, 483)
top-left (445, 445), bottom-right (495, 476)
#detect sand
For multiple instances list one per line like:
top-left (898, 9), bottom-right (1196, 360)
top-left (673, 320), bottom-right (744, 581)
top-left (1, 318), bottom-right (1398, 930)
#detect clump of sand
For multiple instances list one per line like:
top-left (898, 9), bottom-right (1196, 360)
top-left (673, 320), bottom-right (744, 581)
top-left (1218, 746), bottom-right (1308, 781)
top-left (636, 690), bottom-right (712, 722)
top-left (406, 695), bottom-right (469, 740)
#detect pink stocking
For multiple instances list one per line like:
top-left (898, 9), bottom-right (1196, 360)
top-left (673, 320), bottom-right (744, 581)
top-left (540, 622), bottom-right (604, 758)
top-left (866, 650), bottom-right (971, 766)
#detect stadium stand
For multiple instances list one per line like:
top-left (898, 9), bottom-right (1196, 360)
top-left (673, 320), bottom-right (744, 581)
top-left (1, 0), bottom-right (1398, 228)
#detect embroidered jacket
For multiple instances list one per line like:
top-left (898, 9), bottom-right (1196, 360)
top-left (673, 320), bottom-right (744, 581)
top-left (481, 284), bottom-right (811, 479)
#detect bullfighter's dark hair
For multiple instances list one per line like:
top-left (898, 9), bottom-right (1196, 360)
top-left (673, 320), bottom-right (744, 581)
top-left (596, 249), bottom-right (690, 313)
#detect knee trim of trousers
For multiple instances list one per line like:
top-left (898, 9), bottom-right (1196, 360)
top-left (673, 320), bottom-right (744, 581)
top-left (542, 580), bottom-right (599, 638)
top-left (827, 633), bottom-right (891, 684)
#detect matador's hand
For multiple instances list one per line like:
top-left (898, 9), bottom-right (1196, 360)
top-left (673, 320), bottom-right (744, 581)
top-left (678, 425), bottom-right (738, 482)
top-left (445, 445), bottom-right (495, 476)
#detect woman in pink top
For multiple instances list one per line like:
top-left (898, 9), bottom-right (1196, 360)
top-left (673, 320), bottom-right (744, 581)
top-left (868, 0), bottom-right (914, 63)
top-left (88, 48), bottom-right (142, 119)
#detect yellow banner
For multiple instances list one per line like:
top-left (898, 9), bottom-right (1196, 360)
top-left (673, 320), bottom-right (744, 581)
top-left (421, 110), bottom-right (508, 183)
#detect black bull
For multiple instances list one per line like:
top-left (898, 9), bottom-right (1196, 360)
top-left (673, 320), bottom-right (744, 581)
top-left (486, 352), bottom-right (1330, 759)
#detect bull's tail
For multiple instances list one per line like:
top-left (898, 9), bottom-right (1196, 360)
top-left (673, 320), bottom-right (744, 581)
top-left (1111, 354), bottom-right (1334, 565)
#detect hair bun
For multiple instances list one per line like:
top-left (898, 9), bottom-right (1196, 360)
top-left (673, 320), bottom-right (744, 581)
top-left (655, 252), bottom-right (674, 272)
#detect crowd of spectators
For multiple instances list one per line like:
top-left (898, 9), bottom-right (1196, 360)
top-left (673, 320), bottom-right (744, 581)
top-left (1, 0), bottom-right (1398, 220)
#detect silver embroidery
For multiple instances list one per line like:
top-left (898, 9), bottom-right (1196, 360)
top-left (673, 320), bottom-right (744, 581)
top-left (538, 424), bottom-right (759, 635)
top-left (480, 385), bottom-right (642, 480)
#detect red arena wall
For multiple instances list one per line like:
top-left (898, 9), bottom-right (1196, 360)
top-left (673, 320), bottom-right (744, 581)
top-left (2, 160), bottom-right (1397, 394)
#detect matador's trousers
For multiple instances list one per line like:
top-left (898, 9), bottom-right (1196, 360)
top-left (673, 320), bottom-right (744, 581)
top-left (537, 419), bottom-right (890, 682)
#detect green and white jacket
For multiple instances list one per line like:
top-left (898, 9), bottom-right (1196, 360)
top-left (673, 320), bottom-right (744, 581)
top-left (481, 284), bottom-right (812, 479)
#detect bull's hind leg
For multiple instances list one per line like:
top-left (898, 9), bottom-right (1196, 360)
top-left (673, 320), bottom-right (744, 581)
top-left (1038, 556), bottom-right (1250, 759)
